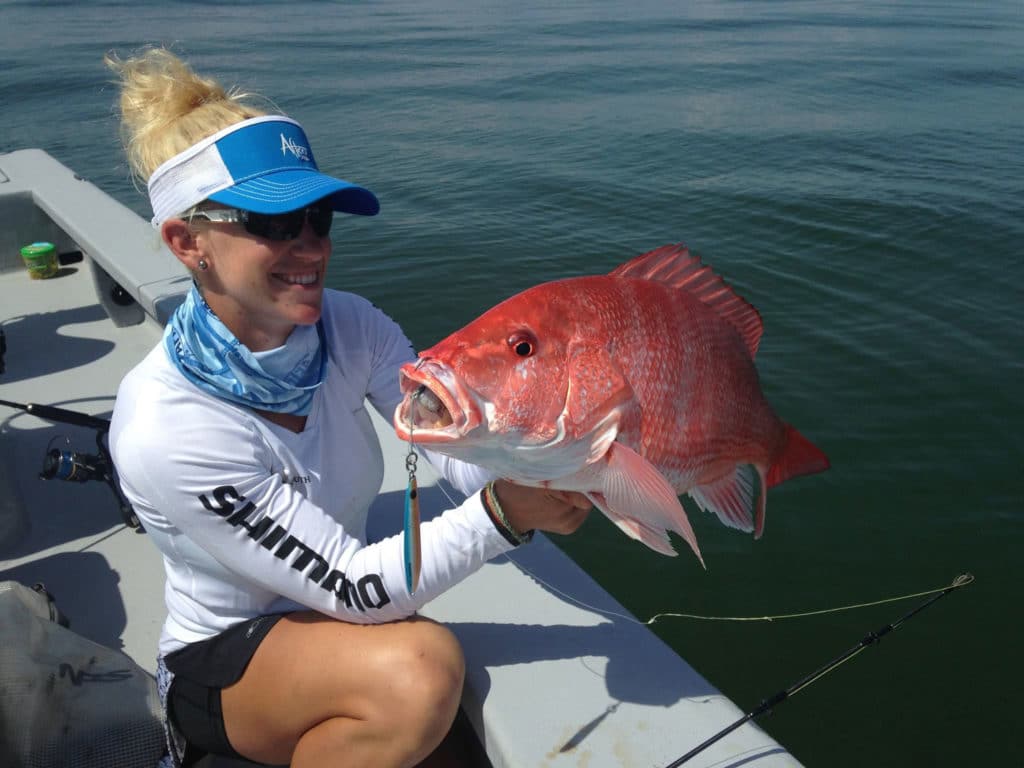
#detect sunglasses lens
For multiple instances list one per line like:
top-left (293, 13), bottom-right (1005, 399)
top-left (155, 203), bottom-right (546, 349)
top-left (308, 206), bottom-right (334, 237)
top-left (245, 209), bottom-right (304, 241)
top-left (244, 206), bottom-right (333, 241)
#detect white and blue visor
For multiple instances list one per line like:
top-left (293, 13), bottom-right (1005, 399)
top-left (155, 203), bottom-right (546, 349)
top-left (147, 115), bottom-right (379, 226)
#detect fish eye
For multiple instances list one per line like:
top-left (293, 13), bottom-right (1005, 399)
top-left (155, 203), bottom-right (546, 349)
top-left (508, 331), bottom-right (536, 358)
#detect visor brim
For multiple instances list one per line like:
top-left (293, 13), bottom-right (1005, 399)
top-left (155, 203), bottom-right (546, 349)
top-left (208, 169), bottom-right (379, 216)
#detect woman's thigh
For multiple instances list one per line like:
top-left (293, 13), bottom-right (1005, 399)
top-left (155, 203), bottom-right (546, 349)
top-left (220, 612), bottom-right (465, 765)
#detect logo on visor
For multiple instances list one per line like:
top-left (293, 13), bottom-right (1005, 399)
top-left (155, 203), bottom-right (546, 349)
top-left (280, 134), bottom-right (311, 162)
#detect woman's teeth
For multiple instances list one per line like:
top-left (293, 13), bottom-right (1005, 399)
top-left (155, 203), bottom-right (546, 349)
top-left (277, 273), bottom-right (317, 285)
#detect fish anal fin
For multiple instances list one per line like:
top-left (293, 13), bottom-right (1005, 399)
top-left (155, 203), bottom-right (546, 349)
top-left (608, 243), bottom-right (764, 357)
top-left (599, 443), bottom-right (705, 567)
top-left (689, 465), bottom-right (763, 537)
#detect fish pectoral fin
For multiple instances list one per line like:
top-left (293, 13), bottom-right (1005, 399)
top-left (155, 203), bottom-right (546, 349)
top-left (599, 443), bottom-right (705, 567)
top-left (584, 410), bottom-right (621, 464)
top-left (590, 493), bottom-right (678, 557)
top-left (689, 464), bottom-right (764, 537)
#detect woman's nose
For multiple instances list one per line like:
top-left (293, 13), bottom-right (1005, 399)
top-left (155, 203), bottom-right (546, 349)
top-left (294, 220), bottom-right (331, 257)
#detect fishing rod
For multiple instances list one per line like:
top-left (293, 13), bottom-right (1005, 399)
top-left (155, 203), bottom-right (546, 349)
top-left (664, 573), bottom-right (973, 768)
top-left (0, 397), bottom-right (141, 530)
top-left (0, 397), bottom-right (112, 431)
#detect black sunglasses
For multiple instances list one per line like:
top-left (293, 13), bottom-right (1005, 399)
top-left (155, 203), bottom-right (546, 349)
top-left (187, 204), bottom-right (334, 241)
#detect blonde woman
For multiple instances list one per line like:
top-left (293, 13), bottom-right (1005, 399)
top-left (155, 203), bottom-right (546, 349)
top-left (106, 48), bottom-right (590, 768)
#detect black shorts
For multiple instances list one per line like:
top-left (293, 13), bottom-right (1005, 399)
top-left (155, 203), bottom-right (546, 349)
top-left (164, 613), bottom-right (287, 765)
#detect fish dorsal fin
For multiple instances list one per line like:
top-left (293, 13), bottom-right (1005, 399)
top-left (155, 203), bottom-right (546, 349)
top-left (609, 243), bottom-right (764, 357)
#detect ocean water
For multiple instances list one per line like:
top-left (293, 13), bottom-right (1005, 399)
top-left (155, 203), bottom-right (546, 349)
top-left (2, 1), bottom-right (1021, 765)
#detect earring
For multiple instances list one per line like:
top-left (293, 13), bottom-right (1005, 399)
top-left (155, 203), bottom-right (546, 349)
top-left (197, 259), bottom-right (208, 271)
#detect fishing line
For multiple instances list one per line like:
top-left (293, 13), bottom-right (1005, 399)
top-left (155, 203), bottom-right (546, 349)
top-left (424, 474), bottom-right (971, 765)
top-left (430, 478), bottom-right (973, 625)
top-left (663, 574), bottom-right (971, 767)
top-left (640, 573), bottom-right (973, 625)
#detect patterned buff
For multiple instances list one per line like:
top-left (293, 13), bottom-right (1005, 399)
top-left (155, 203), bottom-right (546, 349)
top-left (164, 285), bottom-right (326, 416)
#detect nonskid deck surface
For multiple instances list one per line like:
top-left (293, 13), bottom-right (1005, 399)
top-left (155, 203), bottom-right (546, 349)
top-left (0, 259), bottom-right (167, 673)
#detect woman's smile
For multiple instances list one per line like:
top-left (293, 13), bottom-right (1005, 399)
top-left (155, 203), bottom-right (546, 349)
top-left (273, 269), bottom-right (320, 287)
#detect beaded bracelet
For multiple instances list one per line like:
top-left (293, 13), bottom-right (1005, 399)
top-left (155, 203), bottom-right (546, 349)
top-left (481, 481), bottom-right (533, 546)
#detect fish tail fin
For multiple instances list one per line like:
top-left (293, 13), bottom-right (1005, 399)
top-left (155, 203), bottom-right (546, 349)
top-left (766, 424), bottom-right (830, 490)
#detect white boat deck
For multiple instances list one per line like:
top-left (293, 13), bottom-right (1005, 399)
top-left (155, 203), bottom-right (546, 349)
top-left (0, 148), bottom-right (802, 768)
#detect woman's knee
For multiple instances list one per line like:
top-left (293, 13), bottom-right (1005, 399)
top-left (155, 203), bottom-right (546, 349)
top-left (221, 614), bottom-right (466, 765)
top-left (332, 619), bottom-right (464, 765)
top-left (385, 620), bottom-right (465, 723)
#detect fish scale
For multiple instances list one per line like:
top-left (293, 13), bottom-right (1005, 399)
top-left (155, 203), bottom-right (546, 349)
top-left (394, 243), bottom-right (829, 563)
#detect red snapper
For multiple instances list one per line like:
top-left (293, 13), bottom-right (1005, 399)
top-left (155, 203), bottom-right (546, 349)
top-left (394, 244), bottom-right (829, 565)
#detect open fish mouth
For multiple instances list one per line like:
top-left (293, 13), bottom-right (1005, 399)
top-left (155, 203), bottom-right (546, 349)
top-left (394, 360), bottom-right (481, 442)
top-left (406, 385), bottom-right (454, 429)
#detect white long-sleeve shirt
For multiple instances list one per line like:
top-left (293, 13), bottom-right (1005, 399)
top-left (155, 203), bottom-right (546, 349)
top-left (110, 289), bottom-right (510, 656)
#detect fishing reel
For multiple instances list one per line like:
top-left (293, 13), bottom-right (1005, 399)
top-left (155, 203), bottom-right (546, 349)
top-left (39, 429), bottom-right (141, 530)
top-left (41, 439), bottom-right (111, 484)
top-left (38, 429), bottom-right (141, 531)
top-left (1, 397), bottom-right (142, 531)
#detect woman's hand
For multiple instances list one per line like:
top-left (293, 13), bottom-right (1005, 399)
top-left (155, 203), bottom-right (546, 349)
top-left (490, 479), bottom-right (592, 537)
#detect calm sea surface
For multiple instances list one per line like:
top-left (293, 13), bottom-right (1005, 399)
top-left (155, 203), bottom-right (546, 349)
top-left (2, 1), bottom-right (1021, 764)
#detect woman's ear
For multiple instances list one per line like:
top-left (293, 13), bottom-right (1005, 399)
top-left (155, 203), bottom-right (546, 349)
top-left (161, 218), bottom-right (205, 271)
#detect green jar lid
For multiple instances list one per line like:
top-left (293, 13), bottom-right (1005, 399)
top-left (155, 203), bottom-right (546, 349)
top-left (20, 242), bottom-right (56, 257)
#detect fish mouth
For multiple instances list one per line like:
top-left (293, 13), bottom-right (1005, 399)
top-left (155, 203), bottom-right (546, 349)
top-left (394, 359), bottom-right (482, 443)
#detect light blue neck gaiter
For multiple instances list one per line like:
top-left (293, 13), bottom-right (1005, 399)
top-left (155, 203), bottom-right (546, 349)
top-left (163, 285), bottom-right (326, 416)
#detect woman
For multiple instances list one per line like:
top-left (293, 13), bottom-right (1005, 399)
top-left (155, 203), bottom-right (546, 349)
top-left (106, 48), bottom-right (590, 768)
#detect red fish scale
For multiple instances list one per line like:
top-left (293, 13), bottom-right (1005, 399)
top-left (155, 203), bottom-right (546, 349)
top-left (568, 275), bottom-right (786, 490)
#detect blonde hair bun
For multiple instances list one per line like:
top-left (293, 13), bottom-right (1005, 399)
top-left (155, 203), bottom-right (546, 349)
top-left (106, 47), bottom-right (269, 184)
